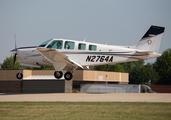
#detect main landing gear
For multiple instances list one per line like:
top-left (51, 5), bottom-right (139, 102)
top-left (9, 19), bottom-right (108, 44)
top-left (54, 71), bottom-right (73, 81)
top-left (54, 71), bottom-right (63, 79)
top-left (64, 72), bottom-right (73, 81)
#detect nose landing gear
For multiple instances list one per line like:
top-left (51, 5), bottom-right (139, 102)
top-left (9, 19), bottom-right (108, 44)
top-left (16, 73), bottom-right (23, 79)
top-left (16, 66), bottom-right (23, 79)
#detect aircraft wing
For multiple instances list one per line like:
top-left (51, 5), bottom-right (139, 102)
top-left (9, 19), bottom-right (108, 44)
top-left (36, 47), bottom-right (84, 69)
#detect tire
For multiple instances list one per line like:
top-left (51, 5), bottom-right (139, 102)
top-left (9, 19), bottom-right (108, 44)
top-left (54, 71), bottom-right (63, 79)
top-left (64, 72), bottom-right (73, 81)
top-left (16, 73), bottom-right (23, 79)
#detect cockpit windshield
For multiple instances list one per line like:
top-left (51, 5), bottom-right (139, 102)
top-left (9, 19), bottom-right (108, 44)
top-left (47, 40), bottom-right (63, 49)
top-left (39, 39), bottom-right (52, 47)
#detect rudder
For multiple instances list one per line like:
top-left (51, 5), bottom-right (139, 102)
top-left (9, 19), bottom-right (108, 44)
top-left (135, 25), bottom-right (165, 53)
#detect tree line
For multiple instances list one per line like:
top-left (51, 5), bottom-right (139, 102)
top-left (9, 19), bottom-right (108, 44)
top-left (93, 48), bottom-right (171, 85)
top-left (1, 48), bottom-right (171, 85)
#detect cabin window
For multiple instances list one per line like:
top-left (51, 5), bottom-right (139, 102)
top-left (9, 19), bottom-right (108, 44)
top-left (64, 41), bottom-right (75, 49)
top-left (47, 40), bottom-right (63, 49)
top-left (89, 45), bottom-right (97, 51)
top-left (78, 43), bottom-right (86, 50)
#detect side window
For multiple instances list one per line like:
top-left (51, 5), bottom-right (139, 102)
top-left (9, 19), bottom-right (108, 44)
top-left (47, 40), bottom-right (63, 49)
top-left (89, 45), bottom-right (97, 51)
top-left (78, 43), bottom-right (86, 50)
top-left (65, 41), bottom-right (75, 49)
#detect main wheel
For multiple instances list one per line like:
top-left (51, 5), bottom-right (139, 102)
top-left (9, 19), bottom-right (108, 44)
top-left (16, 73), bottom-right (23, 79)
top-left (54, 71), bottom-right (63, 79)
top-left (64, 72), bottom-right (73, 81)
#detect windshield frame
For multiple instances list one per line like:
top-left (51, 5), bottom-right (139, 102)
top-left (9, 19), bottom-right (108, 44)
top-left (47, 40), bottom-right (63, 49)
top-left (39, 39), bottom-right (53, 47)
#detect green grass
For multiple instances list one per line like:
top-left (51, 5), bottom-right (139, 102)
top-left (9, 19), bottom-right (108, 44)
top-left (0, 102), bottom-right (171, 120)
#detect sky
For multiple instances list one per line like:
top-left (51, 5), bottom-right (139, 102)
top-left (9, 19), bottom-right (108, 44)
top-left (0, 0), bottom-right (171, 64)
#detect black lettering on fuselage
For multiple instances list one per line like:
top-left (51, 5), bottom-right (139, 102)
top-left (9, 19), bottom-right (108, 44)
top-left (96, 56), bottom-right (100, 62)
top-left (109, 56), bottom-right (113, 62)
top-left (91, 56), bottom-right (96, 62)
top-left (105, 56), bottom-right (109, 62)
top-left (100, 56), bottom-right (105, 62)
top-left (86, 56), bottom-right (113, 62)
top-left (86, 56), bottom-right (91, 62)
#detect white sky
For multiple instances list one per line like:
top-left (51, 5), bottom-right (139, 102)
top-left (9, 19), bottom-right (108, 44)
top-left (0, 0), bottom-right (171, 64)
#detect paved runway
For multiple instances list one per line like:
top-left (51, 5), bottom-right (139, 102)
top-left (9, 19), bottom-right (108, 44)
top-left (0, 93), bottom-right (171, 102)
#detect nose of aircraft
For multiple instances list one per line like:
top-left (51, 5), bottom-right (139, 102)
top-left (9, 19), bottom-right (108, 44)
top-left (10, 48), bottom-right (17, 54)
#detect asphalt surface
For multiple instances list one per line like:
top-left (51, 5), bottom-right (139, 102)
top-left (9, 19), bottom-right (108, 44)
top-left (0, 93), bottom-right (171, 102)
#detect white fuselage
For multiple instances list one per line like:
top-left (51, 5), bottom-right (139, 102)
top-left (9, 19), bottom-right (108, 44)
top-left (10, 25), bottom-right (165, 80)
top-left (15, 39), bottom-right (160, 68)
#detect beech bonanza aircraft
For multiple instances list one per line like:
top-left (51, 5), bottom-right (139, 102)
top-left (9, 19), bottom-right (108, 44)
top-left (10, 25), bottom-right (165, 80)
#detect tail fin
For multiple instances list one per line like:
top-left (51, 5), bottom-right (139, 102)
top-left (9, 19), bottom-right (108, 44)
top-left (135, 25), bottom-right (165, 53)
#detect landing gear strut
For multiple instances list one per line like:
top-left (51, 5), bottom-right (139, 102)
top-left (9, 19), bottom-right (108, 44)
top-left (54, 71), bottom-right (63, 79)
top-left (16, 66), bottom-right (23, 79)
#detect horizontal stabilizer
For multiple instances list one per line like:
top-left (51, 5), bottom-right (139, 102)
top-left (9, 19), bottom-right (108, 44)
top-left (136, 50), bottom-right (153, 54)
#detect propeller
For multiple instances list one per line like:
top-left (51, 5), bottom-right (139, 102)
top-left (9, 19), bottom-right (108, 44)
top-left (13, 52), bottom-right (17, 67)
top-left (12, 33), bottom-right (18, 68)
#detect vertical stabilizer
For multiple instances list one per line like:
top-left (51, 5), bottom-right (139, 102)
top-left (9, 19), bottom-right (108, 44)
top-left (135, 25), bottom-right (165, 53)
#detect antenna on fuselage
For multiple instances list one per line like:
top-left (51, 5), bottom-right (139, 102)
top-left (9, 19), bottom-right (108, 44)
top-left (83, 35), bottom-right (89, 42)
top-left (105, 37), bottom-right (113, 45)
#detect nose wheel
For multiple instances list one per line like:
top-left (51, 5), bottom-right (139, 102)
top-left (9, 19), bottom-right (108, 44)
top-left (16, 73), bottom-right (23, 79)
top-left (54, 71), bottom-right (63, 79)
top-left (64, 72), bottom-right (73, 81)
top-left (16, 66), bottom-right (23, 79)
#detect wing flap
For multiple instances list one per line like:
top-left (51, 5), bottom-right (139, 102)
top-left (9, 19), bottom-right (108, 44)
top-left (37, 48), bottom-right (67, 63)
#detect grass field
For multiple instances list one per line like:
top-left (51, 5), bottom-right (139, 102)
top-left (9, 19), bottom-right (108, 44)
top-left (0, 102), bottom-right (171, 120)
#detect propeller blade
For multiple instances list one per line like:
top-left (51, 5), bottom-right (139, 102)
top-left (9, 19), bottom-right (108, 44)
top-left (14, 33), bottom-right (17, 49)
top-left (13, 53), bottom-right (17, 68)
top-left (12, 33), bottom-right (18, 68)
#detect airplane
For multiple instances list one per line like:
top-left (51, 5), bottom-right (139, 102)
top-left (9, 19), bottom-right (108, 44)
top-left (10, 25), bottom-right (165, 80)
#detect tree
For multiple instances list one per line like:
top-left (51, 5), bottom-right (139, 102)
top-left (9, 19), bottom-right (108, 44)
top-left (93, 65), bottom-right (107, 71)
top-left (1, 55), bottom-right (55, 70)
top-left (93, 60), bottom-right (160, 84)
top-left (24, 66), bottom-right (54, 70)
top-left (120, 60), bottom-right (144, 72)
top-left (129, 64), bottom-right (159, 84)
top-left (44, 66), bottom-right (55, 70)
top-left (108, 64), bottom-right (125, 72)
top-left (93, 60), bottom-right (144, 73)
top-left (154, 48), bottom-right (171, 85)
top-left (1, 55), bottom-right (20, 69)
top-left (93, 63), bottom-right (125, 72)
